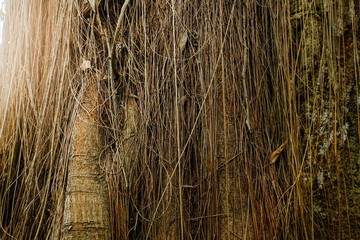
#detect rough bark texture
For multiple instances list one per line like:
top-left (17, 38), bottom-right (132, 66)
top-left (292, 0), bottom-right (360, 238)
top-left (61, 82), bottom-right (111, 239)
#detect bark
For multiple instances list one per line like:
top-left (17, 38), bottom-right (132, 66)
top-left (121, 98), bottom-right (139, 178)
top-left (156, 190), bottom-right (178, 240)
top-left (61, 81), bottom-right (111, 239)
top-left (218, 102), bottom-right (253, 239)
top-left (118, 98), bottom-right (138, 238)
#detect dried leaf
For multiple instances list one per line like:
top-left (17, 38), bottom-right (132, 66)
top-left (179, 31), bottom-right (188, 52)
top-left (270, 141), bottom-right (286, 164)
top-left (80, 59), bottom-right (91, 71)
top-left (88, 0), bottom-right (97, 12)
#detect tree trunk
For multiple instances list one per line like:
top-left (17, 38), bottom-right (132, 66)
top-left (61, 81), bottom-right (111, 239)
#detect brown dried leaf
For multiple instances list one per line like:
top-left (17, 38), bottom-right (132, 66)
top-left (270, 141), bottom-right (286, 164)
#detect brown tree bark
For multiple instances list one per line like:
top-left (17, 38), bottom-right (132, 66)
top-left (61, 81), bottom-right (111, 239)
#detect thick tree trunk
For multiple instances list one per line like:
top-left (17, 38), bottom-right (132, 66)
top-left (61, 81), bottom-right (111, 239)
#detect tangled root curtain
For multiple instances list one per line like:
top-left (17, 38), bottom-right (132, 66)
top-left (0, 1), bottom-right (360, 239)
